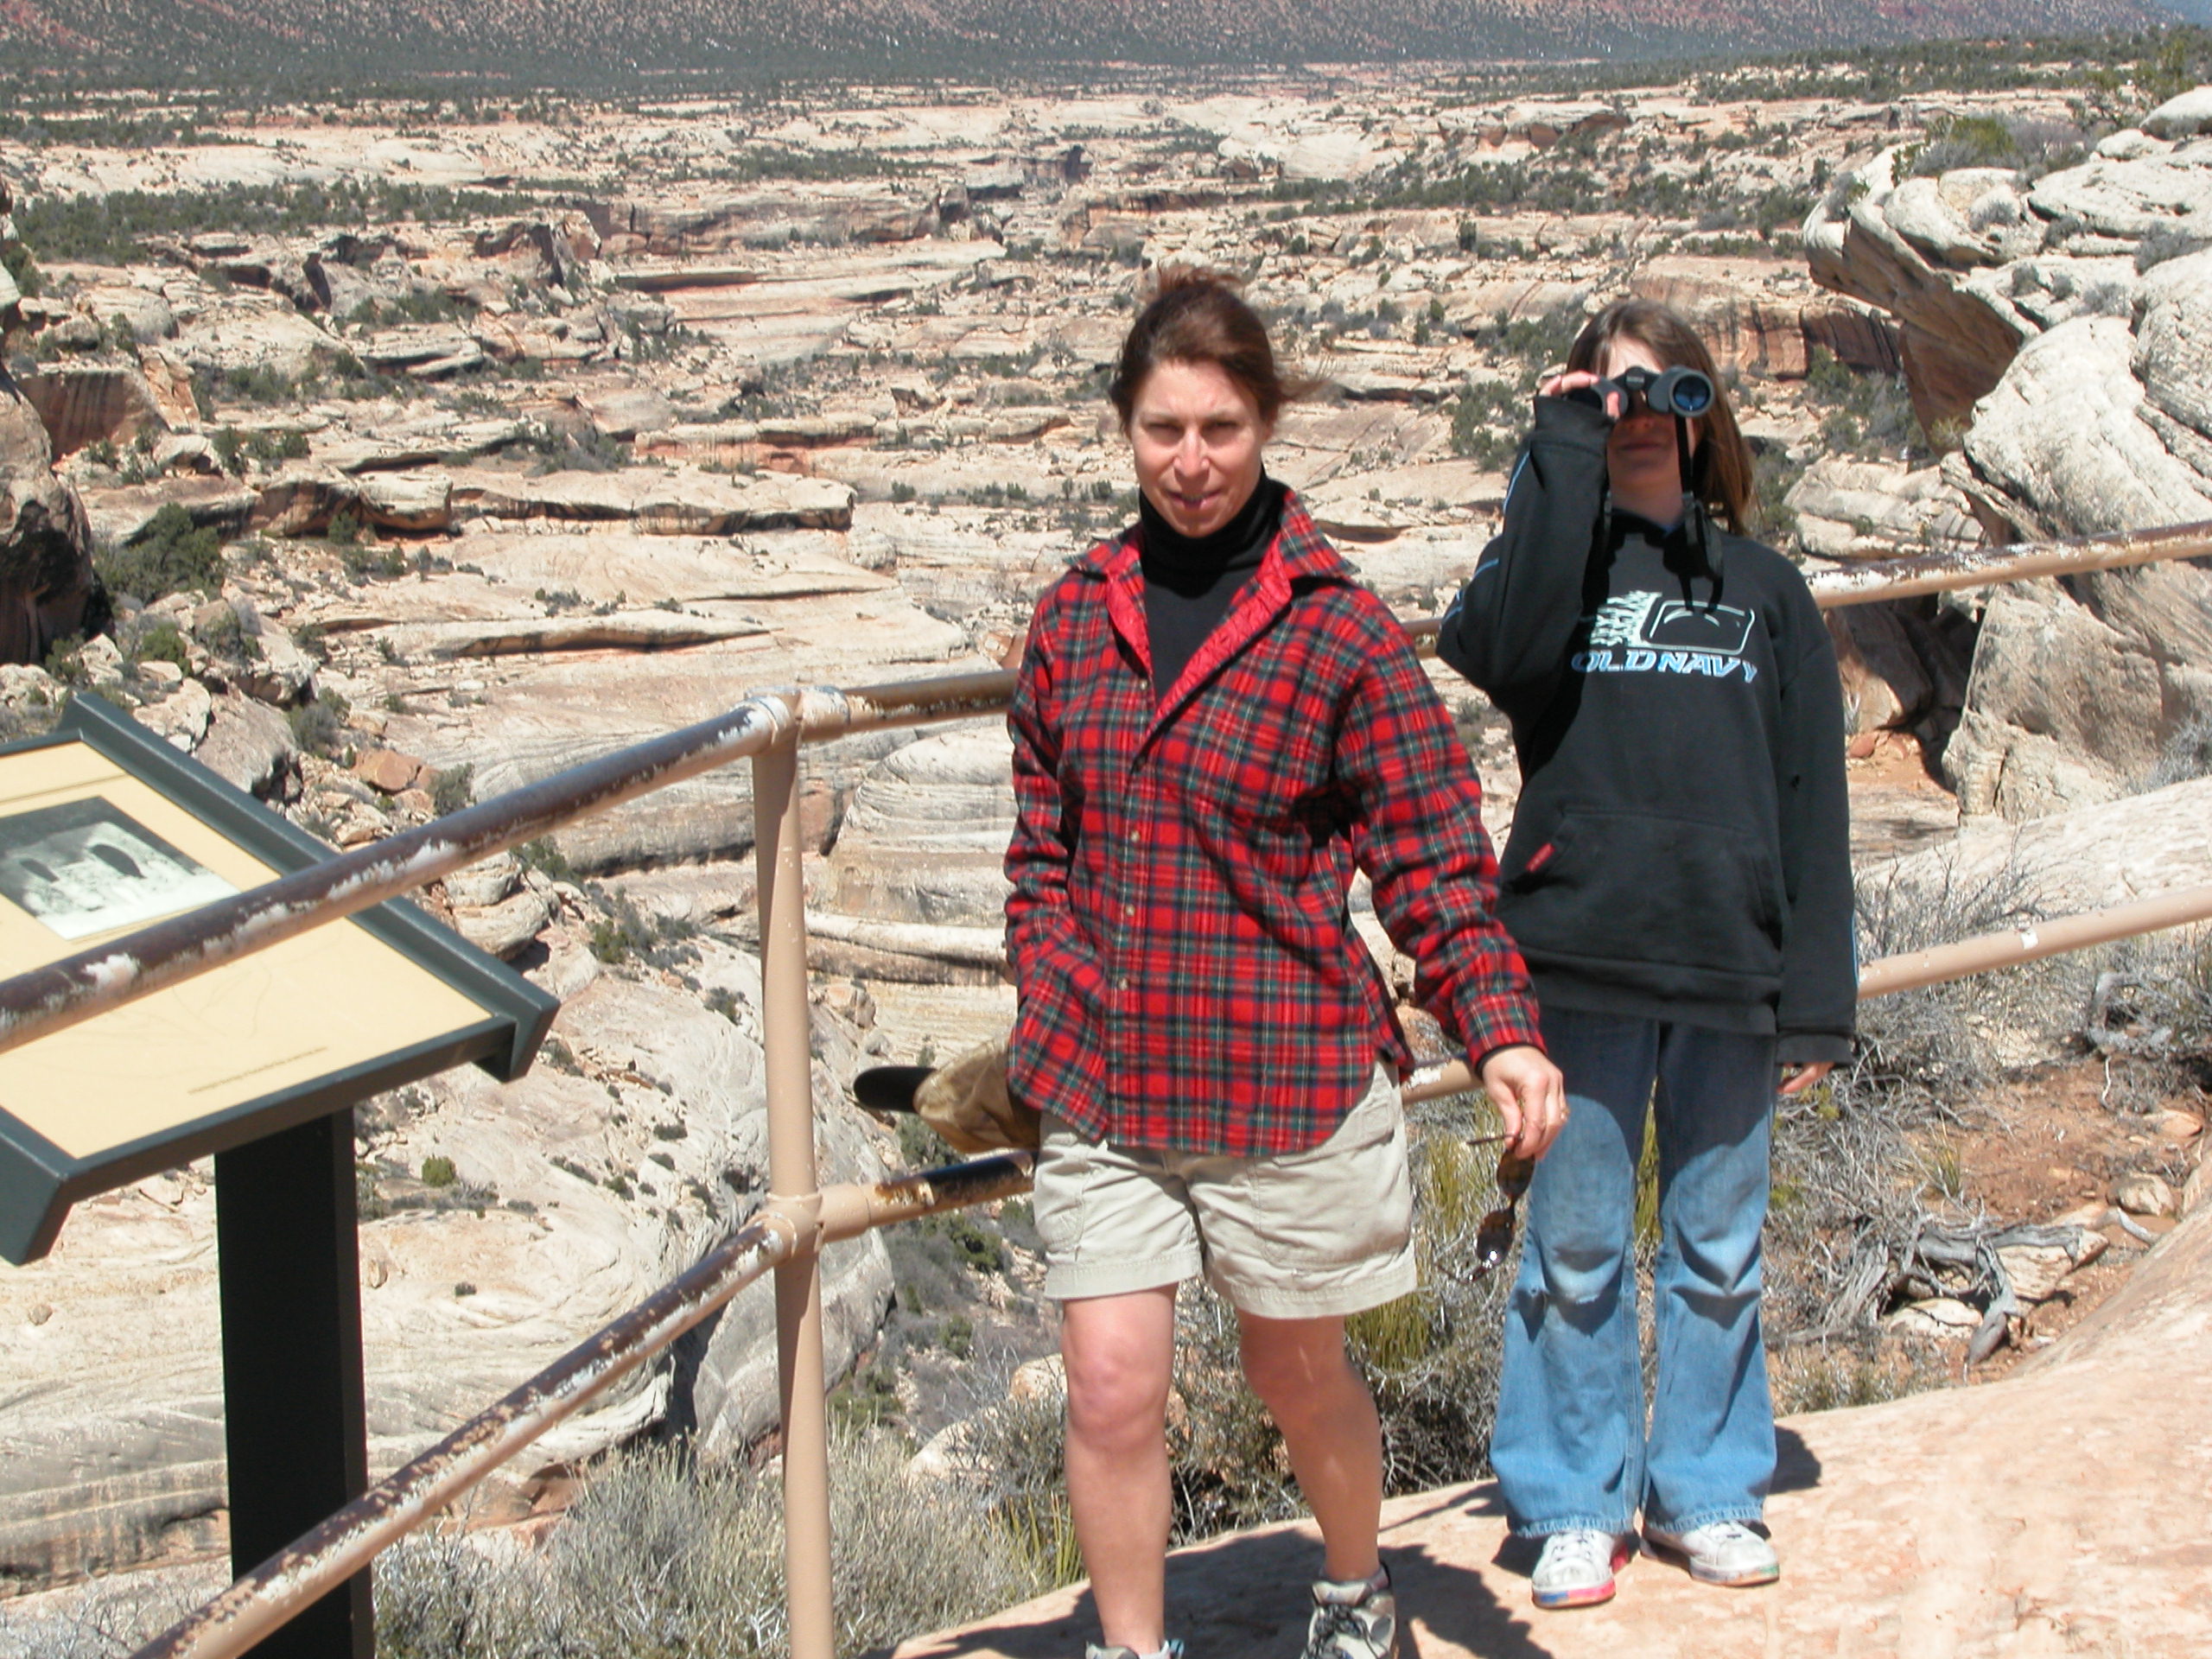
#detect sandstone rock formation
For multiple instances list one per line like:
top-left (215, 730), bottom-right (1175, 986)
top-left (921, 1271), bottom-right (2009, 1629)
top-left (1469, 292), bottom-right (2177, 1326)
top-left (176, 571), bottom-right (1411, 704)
top-left (1812, 90), bottom-right (2212, 817)
top-left (0, 363), bottom-right (97, 665)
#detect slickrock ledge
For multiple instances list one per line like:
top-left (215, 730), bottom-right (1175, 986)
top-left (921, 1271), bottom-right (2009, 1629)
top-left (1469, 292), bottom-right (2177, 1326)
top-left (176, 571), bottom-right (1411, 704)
top-left (896, 1203), bottom-right (2212, 1659)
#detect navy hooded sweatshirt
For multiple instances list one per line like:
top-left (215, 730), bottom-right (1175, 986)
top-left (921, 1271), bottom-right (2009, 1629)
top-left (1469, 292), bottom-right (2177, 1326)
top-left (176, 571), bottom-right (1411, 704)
top-left (1437, 395), bottom-right (1855, 1065)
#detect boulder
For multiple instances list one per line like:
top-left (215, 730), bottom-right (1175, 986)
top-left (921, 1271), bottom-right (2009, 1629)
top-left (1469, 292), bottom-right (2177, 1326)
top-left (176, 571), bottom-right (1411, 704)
top-left (1860, 776), bottom-right (2212, 919)
top-left (2142, 87), bottom-right (2212, 141)
top-left (192, 691), bottom-right (297, 798)
top-left (79, 478), bottom-right (256, 549)
top-left (573, 384), bottom-right (676, 442)
top-left (1785, 458), bottom-right (1980, 563)
top-left (168, 292), bottom-right (340, 381)
top-left (1825, 600), bottom-right (1974, 741)
top-left (1882, 169), bottom-right (2042, 270)
top-left (826, 728), bottom-right (1018, 930)
top-left (2030, 147), bottom-right (2212, 251)
top-left (1943, 578), bottom-right (2172, 818)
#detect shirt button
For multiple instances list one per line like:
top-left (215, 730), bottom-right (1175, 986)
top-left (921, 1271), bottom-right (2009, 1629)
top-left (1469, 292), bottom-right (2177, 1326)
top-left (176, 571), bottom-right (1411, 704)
top-left (1117, 976), bottom-right (1131, 990)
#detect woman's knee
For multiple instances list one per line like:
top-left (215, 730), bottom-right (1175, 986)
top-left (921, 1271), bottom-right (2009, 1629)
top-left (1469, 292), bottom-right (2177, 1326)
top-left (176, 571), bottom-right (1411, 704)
top-left (1237, 1318), bottom-right (1356, 1418)
top-left (1064, 1342), bottom-right (1171, 1445)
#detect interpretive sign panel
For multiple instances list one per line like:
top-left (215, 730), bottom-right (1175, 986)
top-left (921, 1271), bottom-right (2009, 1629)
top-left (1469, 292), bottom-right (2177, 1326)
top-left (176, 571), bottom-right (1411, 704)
top-left (0, 694), bottom-right (556, 1263)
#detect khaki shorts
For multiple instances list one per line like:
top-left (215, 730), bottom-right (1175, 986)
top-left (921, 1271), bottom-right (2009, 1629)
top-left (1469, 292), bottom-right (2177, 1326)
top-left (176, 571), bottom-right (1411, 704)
top-left (1033, 1065), bottom-right (1415, 1320)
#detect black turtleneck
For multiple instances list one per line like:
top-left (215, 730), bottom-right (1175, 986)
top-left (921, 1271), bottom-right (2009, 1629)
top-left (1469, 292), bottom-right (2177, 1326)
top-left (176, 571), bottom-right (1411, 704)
top-left (1137, 476), bottom-right (1285, 702)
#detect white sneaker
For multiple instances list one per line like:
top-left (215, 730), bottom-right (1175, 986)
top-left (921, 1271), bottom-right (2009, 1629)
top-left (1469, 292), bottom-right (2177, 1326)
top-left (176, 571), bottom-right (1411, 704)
top-left (1641, 1519), bottom-right (1780, 1587)
top-left (1529, 1528), bottom-right (1631, 1609)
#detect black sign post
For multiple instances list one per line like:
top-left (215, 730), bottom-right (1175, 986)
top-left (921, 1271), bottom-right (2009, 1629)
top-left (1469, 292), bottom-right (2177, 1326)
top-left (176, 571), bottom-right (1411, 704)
top-left (216, 1111), bottom-right (375, 1659)
top-left (0, 696), bottom-right (556, 1656)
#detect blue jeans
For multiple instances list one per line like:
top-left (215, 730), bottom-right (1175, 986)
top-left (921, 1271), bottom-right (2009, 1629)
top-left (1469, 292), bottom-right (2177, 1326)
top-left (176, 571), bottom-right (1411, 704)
top-left (1491, 1006), bottom-right (1777, 1536)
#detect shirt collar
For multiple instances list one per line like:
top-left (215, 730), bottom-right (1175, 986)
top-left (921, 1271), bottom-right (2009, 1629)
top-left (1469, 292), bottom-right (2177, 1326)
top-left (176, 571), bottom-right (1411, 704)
top-left (1076, 487), bottom-right (1351, 586)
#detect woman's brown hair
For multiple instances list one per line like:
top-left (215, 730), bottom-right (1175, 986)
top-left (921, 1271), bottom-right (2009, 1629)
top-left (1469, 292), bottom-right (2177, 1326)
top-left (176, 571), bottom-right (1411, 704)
top-left (1566, 298), bottom-right (1756, 537)
top-left (1108, 267), bottom-right (1305, 427)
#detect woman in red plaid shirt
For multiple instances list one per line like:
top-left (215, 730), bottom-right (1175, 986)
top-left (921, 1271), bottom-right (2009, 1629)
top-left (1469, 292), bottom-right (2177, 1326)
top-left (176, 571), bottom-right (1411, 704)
top-left (1005, 270), bottom-right (1567, 1659)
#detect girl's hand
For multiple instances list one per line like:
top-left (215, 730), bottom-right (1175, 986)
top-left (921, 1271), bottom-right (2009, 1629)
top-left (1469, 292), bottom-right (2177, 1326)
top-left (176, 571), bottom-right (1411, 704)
top-left (1537, 368), bottom-right (1623, 421)
top-left (1777, 1061), bottom-right (1834, 1097)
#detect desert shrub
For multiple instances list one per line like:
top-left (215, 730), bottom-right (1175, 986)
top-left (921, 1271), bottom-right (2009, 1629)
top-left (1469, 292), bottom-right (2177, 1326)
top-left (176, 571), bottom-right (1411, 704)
top-left (2144, 711), bottom-right (2212, 790)
top-left (1761, 856), bottom-right (2061, 1343)
top-left (1802, 346), bottom-right (1926, 461)
top-left (125, 619), bottom-right (190, 670)
top-left (374, 1431), bottom-right (1047, 1659)
top-left (2079, 925), bottom-right (2212, 1107)
top-left (1, 241), bottom-right (42, 299)
top-left (1904, 113), bottom-right (2019, 177)
top-left (288, 688), bottom-right (350, 758)
top-left (1447, 378), bottom-right (1524, 467)
top-left (429, 765), bottom-right (474, 817)
top-left (93, 504), bottom-right (223, 602)
top-left (0, 1563), bottom-right (219, 1656)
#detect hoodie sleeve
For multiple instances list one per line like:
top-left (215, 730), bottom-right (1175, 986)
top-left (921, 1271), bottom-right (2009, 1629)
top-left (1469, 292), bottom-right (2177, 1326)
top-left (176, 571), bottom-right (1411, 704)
top-left (1773, 593), bottom-right (1858, 1065)
top-left (1435, 395), bottom-right (1611, 717)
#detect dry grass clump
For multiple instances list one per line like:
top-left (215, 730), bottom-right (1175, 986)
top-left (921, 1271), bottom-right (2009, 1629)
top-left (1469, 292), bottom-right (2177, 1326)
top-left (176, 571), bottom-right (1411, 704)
top-left (2079, 924), bottom-right (2212, 1114)
top-left (0, 1569), bottom-right (220, 1659)
top-left (377, 1428), bottom-right (1050, 1659)
top-left (1764, 858), bottom-right (2061, 1345)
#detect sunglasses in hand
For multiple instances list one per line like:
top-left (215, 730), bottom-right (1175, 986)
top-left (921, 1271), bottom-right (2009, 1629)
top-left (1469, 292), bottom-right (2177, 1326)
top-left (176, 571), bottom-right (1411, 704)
top-left (1465, 1147), bottom-right (1535, 1278)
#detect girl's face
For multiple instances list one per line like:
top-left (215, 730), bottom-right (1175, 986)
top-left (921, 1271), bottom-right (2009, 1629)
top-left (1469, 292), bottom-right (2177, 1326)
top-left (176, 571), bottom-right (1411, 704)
top-left (1127, 357), bottom-right (1272, 539)
top-left (1596, 334), bottom-right (1702, 516)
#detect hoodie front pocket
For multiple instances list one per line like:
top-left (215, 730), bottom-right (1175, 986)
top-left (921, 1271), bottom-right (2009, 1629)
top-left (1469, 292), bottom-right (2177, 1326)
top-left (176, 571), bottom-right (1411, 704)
top-left (1503, 806), bottom-right (1784, 982)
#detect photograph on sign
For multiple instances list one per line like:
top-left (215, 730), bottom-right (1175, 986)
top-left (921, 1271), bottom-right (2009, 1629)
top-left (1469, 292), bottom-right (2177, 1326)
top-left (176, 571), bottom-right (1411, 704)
top-left (0, 797), bottom-right (238, 941)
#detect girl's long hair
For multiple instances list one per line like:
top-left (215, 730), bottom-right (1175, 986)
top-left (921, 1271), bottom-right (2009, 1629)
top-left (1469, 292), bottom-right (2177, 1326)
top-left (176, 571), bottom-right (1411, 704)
top-left (1566, 298), bottom-right (1756, 536)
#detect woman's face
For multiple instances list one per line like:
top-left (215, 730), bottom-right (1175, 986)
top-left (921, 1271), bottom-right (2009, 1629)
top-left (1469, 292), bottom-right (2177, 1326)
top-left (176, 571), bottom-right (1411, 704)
top-left (1127, 357), bottom-right (1272, 539)
top-left (1596, 334), bottom-right (1701, 514)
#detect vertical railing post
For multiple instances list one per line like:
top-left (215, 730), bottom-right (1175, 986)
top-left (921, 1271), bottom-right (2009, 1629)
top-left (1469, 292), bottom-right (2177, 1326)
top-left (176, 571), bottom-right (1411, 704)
top-left (753, 709), bottom-right (836, 1659)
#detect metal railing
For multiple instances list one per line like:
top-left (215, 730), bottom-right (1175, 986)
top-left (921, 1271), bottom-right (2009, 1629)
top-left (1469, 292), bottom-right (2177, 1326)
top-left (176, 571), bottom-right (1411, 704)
top-left (0, 514), bottom-right (2189, 1659)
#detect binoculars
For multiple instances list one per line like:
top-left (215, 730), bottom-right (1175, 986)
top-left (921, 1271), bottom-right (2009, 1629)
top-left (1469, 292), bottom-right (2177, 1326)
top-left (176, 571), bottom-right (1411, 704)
top-left (1568, 364), bottom-right (1715, 419)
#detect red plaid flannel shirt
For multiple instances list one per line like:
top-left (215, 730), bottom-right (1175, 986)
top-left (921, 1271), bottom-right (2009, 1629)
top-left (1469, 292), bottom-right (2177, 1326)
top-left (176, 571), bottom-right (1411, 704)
top-left (1004, 493), bottom-right (1541, 1155)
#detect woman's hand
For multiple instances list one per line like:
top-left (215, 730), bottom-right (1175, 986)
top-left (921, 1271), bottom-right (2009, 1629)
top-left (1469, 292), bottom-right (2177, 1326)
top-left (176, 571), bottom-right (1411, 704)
top-left (1478, 1042), bottom-right (1570, 1160)
top-left (1537, 368), bottom-right (1624, 421)
top-left (1777, 1061), bottom-right (1834, 1097)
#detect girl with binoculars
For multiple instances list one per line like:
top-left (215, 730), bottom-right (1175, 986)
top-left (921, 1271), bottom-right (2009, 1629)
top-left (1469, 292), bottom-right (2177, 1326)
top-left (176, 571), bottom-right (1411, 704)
top-left (1440, 299), bottom-right (1856, 1610)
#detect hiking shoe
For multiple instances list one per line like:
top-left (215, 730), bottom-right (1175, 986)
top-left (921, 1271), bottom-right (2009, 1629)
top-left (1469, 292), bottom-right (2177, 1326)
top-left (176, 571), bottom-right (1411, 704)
top-left (1303, 1565), bottom-right (1397, 1659)
top-left (1085, 1643), bottom-right (1184, 1659)
top-left (1529, 1529), bottom-right (1632, 1609)
top-left (1642, 1519), bottom-right (1780, 1587)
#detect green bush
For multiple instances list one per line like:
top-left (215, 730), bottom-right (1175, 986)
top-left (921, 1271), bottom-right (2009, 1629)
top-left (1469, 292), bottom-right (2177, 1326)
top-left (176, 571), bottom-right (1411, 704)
top-left (126, 620), bottom-right (190, 669)
top-left (1, 241), bottom-right (42, 299)
top-left (94, 503), bottom-right (224, 602)
top-left (420, 1155), bottom-right (457, 1188)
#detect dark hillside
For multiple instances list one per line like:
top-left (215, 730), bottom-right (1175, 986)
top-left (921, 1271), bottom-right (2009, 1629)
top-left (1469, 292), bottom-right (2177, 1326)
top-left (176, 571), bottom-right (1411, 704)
top-left (0, 0), bottom-right (2181, 84)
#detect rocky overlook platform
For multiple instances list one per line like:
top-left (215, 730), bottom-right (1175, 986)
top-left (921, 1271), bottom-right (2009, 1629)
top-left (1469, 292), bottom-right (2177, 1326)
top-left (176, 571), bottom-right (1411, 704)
top-left (902, 1196), bottom-right (2211, 1659)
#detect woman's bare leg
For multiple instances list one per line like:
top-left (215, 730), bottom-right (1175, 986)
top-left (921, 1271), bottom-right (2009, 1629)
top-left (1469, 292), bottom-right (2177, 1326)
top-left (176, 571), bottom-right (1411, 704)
top-left (1239, 1312), bottom-right (1383, 1583)
top-left (1062, 1285), bottom-right (1179, 1649)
